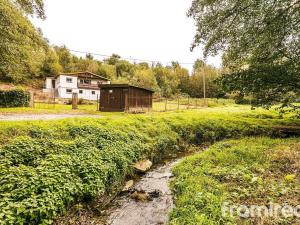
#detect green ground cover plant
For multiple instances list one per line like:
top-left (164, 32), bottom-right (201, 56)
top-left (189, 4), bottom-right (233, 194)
top-left (0, 108), bottom-right (298, 224)
top-left (169, 137), bottom-right (300, 225)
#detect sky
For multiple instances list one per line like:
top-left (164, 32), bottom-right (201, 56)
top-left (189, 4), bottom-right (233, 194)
top-left (32, 0), bottom-right (222, 72)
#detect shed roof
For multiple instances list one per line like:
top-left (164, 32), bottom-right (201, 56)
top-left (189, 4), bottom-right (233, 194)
top-left (99, 84), bottom-right (154, 93)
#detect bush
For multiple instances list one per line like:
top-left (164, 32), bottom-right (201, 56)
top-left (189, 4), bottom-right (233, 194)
top-left (0, 89), bottom-right (30, 107)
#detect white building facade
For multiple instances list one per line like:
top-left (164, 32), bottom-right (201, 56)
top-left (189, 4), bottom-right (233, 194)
top-left (44, 72), bottom-right (110, 101)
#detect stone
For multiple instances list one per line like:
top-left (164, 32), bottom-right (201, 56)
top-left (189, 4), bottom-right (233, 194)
top-left (122, 180), bottom-right (134, 192)
top-left (130, 191), bottom-right (151, 202)
top-left (133, 159), bottom-right (152, 172)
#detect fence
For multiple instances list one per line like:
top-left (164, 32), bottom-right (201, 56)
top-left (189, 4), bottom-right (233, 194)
top-left (126, 96), bottom-right (232, 112)
top-left (31, 91), bottom-right (99, 111)
top-left (152, 97), bottom-right (207, 112)
top-left (29, 91), bottom-right (232, 113)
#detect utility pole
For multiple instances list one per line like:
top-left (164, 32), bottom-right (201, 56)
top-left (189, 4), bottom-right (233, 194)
top-left (202, 61), bottom-right (207, 107)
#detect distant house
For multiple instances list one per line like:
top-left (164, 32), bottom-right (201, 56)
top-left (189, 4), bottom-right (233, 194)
top-left (43, 72), bottom-right (110, 101)
top-left (99, 84), bottom-right (153, 112)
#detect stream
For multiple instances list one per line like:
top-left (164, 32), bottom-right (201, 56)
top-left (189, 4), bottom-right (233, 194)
top-left (105, 160), bottom-right (180, 225)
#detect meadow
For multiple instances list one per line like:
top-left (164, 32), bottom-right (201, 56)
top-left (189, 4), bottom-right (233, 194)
top-left (0, 106), bottom-right (299, 224)
top-left (169, 137), bottom-right (300, 225)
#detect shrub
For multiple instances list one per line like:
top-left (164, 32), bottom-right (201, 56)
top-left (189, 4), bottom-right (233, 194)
top-left (0, 89), bottom-right (30, 107)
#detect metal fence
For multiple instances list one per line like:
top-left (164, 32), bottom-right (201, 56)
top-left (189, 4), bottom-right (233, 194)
top-left (152, 97), bottom-right (207, 112)
top-left (31, 91), bottom-right (99, 111)
top-left (30, 91), bottom-right (232, 113)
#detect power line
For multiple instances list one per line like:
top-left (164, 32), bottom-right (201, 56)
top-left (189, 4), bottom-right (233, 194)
top-left (68, 49), bottom-right (195, 66)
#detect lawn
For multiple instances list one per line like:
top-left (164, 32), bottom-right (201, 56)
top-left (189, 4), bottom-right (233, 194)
top-left (169, 137), bottom-right (300, 225)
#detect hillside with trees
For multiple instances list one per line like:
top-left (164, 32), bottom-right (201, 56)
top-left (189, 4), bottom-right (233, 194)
top-left (0, 0), bottom-right (224, 98)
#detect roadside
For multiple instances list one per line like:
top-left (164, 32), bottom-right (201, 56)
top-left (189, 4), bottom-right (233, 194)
top-left (0, 114), bottom-right (102, 121)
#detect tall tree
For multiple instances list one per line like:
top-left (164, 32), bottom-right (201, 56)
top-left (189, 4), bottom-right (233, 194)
top-left (0, 0), bottom-right (48, 82)
top-left (13, 0), bottom-right (45, 19)
top-left (189, 0), bottom-right (300, 108)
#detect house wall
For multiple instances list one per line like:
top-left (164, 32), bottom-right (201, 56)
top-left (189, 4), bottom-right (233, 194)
top-left (57, 75), bottom-right (78, 89)
top-left (44, 74), bottom-right (109, 101)
top-left (45, 78), bottom-right (54, 89)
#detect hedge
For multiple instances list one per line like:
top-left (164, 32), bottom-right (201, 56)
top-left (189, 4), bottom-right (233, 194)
top-left (0, 89), bottom-right (30, 108)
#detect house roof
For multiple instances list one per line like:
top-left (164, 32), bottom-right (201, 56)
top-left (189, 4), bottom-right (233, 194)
top-left (54, 71), bottom-right (110, 81)
top-left (99, 84), bottom-right (154, 93)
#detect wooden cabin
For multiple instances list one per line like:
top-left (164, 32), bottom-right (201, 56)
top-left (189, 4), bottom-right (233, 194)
top-left (99, 84), bottom-right (153, 112)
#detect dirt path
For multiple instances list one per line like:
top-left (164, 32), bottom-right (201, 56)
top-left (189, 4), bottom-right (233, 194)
top-left (0, 114), bottom-right (102, 121)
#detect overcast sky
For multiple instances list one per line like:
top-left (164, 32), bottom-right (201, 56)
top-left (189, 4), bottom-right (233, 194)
top-left (32, 0), bottom-right (221, 72)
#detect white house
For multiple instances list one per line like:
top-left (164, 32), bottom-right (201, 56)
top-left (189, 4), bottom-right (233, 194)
top-left (43, 71), bottom-right (111, 101)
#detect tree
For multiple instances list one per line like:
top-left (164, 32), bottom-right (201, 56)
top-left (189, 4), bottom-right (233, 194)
top-left (40, 48), bottom-right (62, 76)
top-left (131, 69), bottom-right (160, 92)
top-left (104, 54), bottom-right (121, 65)
top-left (13, 0), bottom-right (45, 19)
top-left (153, 66), bottom-right (180, 97)
top-left (188, 0), bottom-right (300, 108)
top-left (0, 0), bottom-right (48, 82)
top-left (189, 59), bottom-right (225, 98)
top-left (54, 46), bottom-right (76, 73)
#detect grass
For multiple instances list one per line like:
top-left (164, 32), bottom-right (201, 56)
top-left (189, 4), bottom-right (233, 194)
top-left (0, 98), bottom-right (235, 115)
top-left (0, 107), bottom-right (298, 224)
top-left (169, 137), bottom-right (300, 225)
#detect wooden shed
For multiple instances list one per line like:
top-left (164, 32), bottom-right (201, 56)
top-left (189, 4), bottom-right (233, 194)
top-left (99, 84), bottom-right (153, 112)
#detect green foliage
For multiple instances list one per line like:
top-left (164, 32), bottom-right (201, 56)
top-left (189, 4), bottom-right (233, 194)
top-left (13, 0), bottom-right (45, 18)
top-left (0, 109), bottom-right (298, 224)
top-left (169, 138), bottom-right (300, 225)
top-left (189, 0), bottom-right (300, 107)
top-left (187, 59), bottom-right (226, 98)
top-left (0, 89), bottom-right (30, 107)
top-left (0, 0), bottom-right (48, 83)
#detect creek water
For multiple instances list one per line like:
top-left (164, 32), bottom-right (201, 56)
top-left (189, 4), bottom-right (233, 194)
top-left (105, 160), bottom-right (180, 225)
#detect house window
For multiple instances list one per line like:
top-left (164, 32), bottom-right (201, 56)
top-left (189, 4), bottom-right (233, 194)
top-left (66, 89), bottom-right (72, 94)
top-left (80, 79), bottom-right (91, 84)
top-left (66, 78), bottom-right (73, 83)
top-left (91, 91), bottom-right (96, 95)
top-left (79, 90), bottom-right (83, 94)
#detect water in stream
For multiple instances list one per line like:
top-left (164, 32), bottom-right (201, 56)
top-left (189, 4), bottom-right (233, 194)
top-left (106, 160), bottom-right (179, 225)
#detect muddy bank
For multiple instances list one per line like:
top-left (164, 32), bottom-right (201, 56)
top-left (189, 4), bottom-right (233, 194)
top-left (106, 160), bottom-right (178, 225)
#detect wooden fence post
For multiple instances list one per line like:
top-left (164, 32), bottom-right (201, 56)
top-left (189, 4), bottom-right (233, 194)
top-left (72, 93), bottom-right (78, 110)
top-left (29, 92), bottom-right (34, 108)
top-left (96, 94), bottom-right (99, 111)
top-left (165, 98), bottom-right (167, 112)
